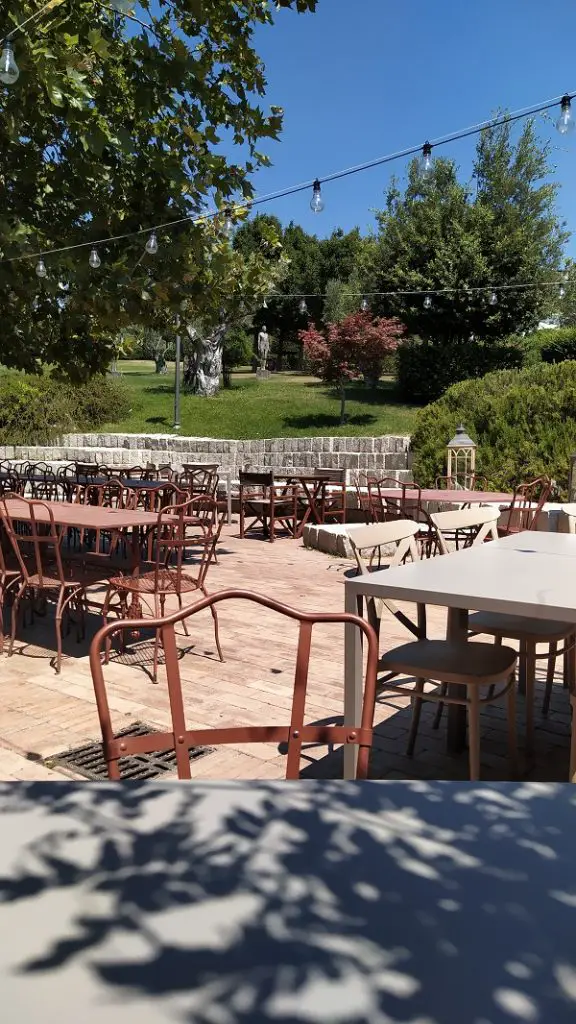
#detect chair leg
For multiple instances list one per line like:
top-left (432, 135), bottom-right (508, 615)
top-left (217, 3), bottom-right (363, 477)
top-left (54, 589), bottom-right (65, 675)
top-left (542, 641), bottom-right (558, 717)
top-left (432, 683), bottom-right (447, 729)
top-left (507, 675), bottom-right (518, 777)
top-left (525, 643), bottom-right (536, 756)
top-left (202, 585), bottom-right (224, 662)
top-left (518, 640), bottom-right (527, 696)
top-left (9, 583), bottom-right (26, 658)
top-left (467, 686), bottom-right (481, 781)
top-left (406, 678), bottom-right (425, 756)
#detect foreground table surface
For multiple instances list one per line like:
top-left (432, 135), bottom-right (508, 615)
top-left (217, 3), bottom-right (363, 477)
top-left (0, 780), bottom-right (574, 1023)
top-left (346, 530), bottom-right (576, 621)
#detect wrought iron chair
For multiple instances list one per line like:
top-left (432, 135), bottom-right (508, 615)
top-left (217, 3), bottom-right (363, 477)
top-left (70, 481), bottom-right (137, 568)
top-left (498, 476), bottom-right (552, 536)
top-left (0, 495), bottom-right (103, 673)
top-left (179, 464), bottom-right (220, 499)
top-left (89, 589), bottom-right (379, 780)
top-left (101, 501), bottom-right (226, 679)
top-left (315, 468), bottom-right (347, 525)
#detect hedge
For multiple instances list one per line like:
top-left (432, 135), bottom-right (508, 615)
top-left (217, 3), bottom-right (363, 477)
top-left (539, 326), bottom-right (576, 364)
top-left (397, 337), bottom-right (525, 404)
top-left (410, 361), bottom-right (576, 498)
top-left (0, 372), bottom-right (131, 446)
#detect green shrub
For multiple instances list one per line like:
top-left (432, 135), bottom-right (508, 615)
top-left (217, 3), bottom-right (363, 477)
top-left (539, 326), bottom-right (576, 364)
top-left (0, 372), bottom-right (130, 445)
top-left (411, 361), bottom-right (576, 497)
top-left (397, 337), bottom-right (524, 404)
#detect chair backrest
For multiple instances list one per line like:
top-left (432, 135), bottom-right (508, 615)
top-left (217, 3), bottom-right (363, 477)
top-left (89, 589), bottom-right (378, 780)
top-left (239, 470), bottom-right (274, 491)
top-left (435, 473), bottom-right (489, 492)
top-left (136, 482), bottom-right (189, 512)
top-left (150, 500), bottom-right (224, 589)
top-left (75, 481), bottom-right (137, 510)
top-left (500, 476), bottom-right (552, 533)
top-left (179, 464), bottom-right (219, 497)
top-left (347, 520), bottom-right (421, 574)
top-left (0, 495), bottom-right (66, 585)
top-left (430, 506), bottom-right (500, 556)
top-left (364, 476), bottom-right (404, 522)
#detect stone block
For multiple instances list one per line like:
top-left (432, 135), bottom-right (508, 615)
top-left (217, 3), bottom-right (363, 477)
top-left (384, 453), bottom-right (410, 471)
top-left (358, 437), bottom-right (374, 453)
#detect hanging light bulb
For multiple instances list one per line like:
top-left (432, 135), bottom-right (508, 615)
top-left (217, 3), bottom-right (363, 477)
top-left (559, 284), bottom-right (566, 299)
top-left (145, 231), bottom-right (158, 255)
top-left (35, 258), bottom-right (47, 279)
top-left (262, 297), bottom-right (268, 309)
top-left (361, 297), bottom-right (369, 312)
top-left (89, 247), bottom-right (101, 269)
top-left (299, 298), bottom-right (308, 315)
top-left (489, 290), bottom-right (498, 306)
top-left (556, 95), bottom-right (575, 135)
top-left (421, 142), bottom-right (434, 177)
top-left (310, 179), bottom-right (325, 214)
top-left (0, 40), bottom-right (19, 85)
top-left (423, 294), bottom-right (432, 310)
top-left (223, 209), bottom-right (234, 238)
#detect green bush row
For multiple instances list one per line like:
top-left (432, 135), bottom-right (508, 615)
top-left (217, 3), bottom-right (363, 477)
top-left (397, 338), bottom-right (524, 404)
top-left (0, 372), bottom-right (131, 446)
top-left (410, 360), bottom-right (576, 498)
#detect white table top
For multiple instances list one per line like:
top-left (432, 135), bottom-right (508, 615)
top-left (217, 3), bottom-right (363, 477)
top-left (346, 531), bottom-right (576, 622)
top-left (0, 780), bottom-right (575, 1022)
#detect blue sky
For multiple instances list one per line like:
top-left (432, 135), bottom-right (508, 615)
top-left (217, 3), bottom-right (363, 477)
top-left (241, 0), bottom-right (576, 254)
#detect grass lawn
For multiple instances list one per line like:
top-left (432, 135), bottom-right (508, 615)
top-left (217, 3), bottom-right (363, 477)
top-left (107, 361), bottom-right (418, 438)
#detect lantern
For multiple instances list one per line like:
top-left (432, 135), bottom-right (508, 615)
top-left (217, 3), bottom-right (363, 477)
top-left (447, 424), bottom-right (477, 490)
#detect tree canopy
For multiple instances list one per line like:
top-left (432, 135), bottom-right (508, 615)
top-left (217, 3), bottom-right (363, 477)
top-left (0, 0), bottom-right (316, 378)
top-left (365, 119), bottom-right (568, 345)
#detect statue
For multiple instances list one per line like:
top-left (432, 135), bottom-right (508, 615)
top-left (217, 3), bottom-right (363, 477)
top-left (257, 325), bottom-right (271, 371)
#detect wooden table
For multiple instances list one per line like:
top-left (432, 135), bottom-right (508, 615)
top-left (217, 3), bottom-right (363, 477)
top-left (378, 488), bottom-right (514, 505)
top-left (344, 531), bottom-right (576, 779)
top-left (0, 780), bottom-right (574, 1023)
top-left (284, 474), bottom-right (334, 538)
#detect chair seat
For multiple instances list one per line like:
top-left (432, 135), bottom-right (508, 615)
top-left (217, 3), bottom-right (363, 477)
top-left (109, 569), bottom-right (200, 595)
top-left (245, 498), bottom-right (295, 509)
top-left (469, 611), bottom-right (573, 642)
top-left (380, 640), bottom-right (517, 685)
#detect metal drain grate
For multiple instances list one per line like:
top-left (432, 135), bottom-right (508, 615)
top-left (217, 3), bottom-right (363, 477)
top-left (45, 723), bottom-right (213, 780)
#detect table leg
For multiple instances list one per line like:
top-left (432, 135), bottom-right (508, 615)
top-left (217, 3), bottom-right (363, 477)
top-left (344, 587), bottom-right (364, 780)
top-left (226, 472), bottom-right (232, 525)
top-left (128, 525), bottom-right (143, 629)
top-left (446, 607), bottom-right (469, 754)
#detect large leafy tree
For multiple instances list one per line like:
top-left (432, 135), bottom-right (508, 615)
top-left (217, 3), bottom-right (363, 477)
top-left (0, 0), bottom-right (317, 378)
top-left (366, 119), bottom-right (568, 345)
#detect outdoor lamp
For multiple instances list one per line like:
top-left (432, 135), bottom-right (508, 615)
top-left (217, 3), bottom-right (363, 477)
top-left (568, 453), bottom-right (576, 502)
top-left (447, 424), bottom-right (477, 490)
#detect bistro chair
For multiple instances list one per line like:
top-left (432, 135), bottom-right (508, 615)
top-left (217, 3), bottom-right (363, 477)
top-left (314, 468), bottom-right (347, 525)
top-left (179, 464), bottom-right (220, 498)
top-left (70, 481), bottom-right (137, 568)
top-left (238, 470), bottom-right (299, 543)
top-left (498, 476), bottom-right (552, 536)
top-left (354, 471), bottom-right (379, 523)
top-left (146, 463), bottom-right (175, 481)
top-left (430, 506), bottom-right (500, 555)
top-left (89, 589), bottom-right (379, 780)
top-left (101, 501), bottom-right (226, 679)
top-left (0, 495), bottom-right (103, 673)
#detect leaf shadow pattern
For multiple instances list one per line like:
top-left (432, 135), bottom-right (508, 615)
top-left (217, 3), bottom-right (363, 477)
top-left (0, 781), bottom-right (575, 1023)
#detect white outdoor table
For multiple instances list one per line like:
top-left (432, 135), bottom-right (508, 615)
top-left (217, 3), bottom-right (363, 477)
top-left (0, 780), bottom-right (575, 1023)
top-left (344, 531), bottom-right (576, 779)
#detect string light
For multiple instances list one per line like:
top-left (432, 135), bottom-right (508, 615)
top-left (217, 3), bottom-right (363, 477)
top-left (421, 142), bottom-right (434, 177)
top-left (35, 258), bottom-right (46, 279)
top-left (557, 95), bottom-right (575, 135)
top-left (423, 295), bottom-right (433, 309)
top-left (3, 87), bottom-right (576, 271)
top-left (310, 179), bottom-right (324, 214)
top-left (0, 40), bottom-right (18, 85)
top-left (89, 248), bottom-right (101, 269)
top-left (559, 284), bottom-right (566, 299)
top-left (489, 290), bottom-right (498, 305)
top-left (262, 297), bottom-right (268, 309)
top-left (361, 297), bottom-right (369, 312)
top-left (223, 209), bottom-right (234, 238)
top-left (299, 298), bottom-right (308, 314)
top-left (145, 231), bottom-right (158, 255)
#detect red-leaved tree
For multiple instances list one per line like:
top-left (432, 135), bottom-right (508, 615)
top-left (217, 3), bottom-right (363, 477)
top-left (300, 312), bottom-right (405, 424)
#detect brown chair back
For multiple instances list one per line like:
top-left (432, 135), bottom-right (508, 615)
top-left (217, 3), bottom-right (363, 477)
top-left (500, 476), bottom-right (552, 533)
top-left (89, 589), bottom-right (378, 780)
top-left (0, 495), bottom-right (66, 586)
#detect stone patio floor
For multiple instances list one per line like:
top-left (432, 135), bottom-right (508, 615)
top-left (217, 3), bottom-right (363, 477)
top-left (0, 522), bottom-right (571, 782)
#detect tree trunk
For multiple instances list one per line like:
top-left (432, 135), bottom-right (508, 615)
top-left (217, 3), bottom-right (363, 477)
top-left (183, 323), bottom-right (228, 396)
top-left (339, 384), bottom-right (347, 425)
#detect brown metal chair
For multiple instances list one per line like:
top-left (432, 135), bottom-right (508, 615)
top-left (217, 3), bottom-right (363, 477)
top-left (239, 470), bottom-right (299, 542)
top-left (70, 482), bottom-right (137, 568)
top-left (354, 472), bottom-right (378, 523)
top-left (89, 589), bottom-right (379, 780)
top-left (315, 468), bottom-right (347, 525)
top-left (179, 463), bottom-right (220, 498)
top-left (0, 495), bottom-right (103, 673)
top-left (498, 476), bottom-right (552, 536)
top-left (102, 501), bottom-right (226, 678)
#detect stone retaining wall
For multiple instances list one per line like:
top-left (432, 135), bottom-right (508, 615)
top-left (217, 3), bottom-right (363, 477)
top-left (0, 432), bottom-right (412, 482)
